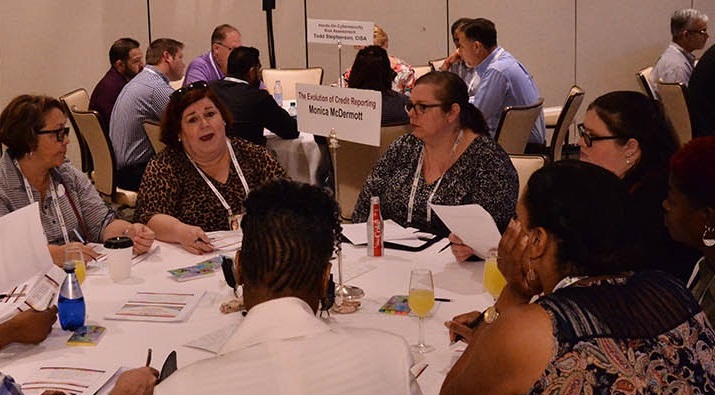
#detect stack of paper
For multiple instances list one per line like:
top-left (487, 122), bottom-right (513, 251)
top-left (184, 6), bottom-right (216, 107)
top-left (21, 364), bottom-right (119, 395)
top-left (105, 291), bottom-right (204, 322)
top-left (431, 204), bottom-right (501, 259)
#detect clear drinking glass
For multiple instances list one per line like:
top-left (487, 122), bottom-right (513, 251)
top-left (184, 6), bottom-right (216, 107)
top-left (64, 245), bottom-right (86, 284)
top-left (408, 269), bottom-right (435, 353)
top-left (483, 254), bottom-right (506, 300)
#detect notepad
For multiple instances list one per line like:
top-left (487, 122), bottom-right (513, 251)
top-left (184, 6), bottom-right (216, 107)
top-left (67, 325), bottom-right (106, 346)
top-left (378, 295), bottom-right (410, 315)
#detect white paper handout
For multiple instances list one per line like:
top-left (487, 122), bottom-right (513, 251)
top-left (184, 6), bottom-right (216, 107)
top-left (0, 203), bottom-right (54, 290)
top-left (185, 322), bottom-right (240, 354)
top-left (341, 220), bottom-right (424, 245)
top-left (105, 291), bottom-right (204, 322)
top-left (20, 364), bottom-right (119, 395)
top-left (431, 204), bottom-right (501, 259)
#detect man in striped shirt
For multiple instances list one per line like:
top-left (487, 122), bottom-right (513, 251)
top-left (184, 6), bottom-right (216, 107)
top-left (109, 38), bottom-right (185, 191)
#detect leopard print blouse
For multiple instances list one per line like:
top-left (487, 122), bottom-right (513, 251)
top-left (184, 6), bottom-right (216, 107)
top-left (135, 138), bottom-right (287, 231)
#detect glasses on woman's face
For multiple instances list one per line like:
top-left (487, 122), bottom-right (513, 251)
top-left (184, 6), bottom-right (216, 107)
top-left (577, 123), bottom-right (619, 148)
top-left (405, 102), bottom-right (442, 115)
top-left (36, 126), bottom-right (70, 142)
top-left (170, 80), bottom-right (209, 102)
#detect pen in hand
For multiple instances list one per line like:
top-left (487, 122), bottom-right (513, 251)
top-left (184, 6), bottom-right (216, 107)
top-left (145, 348), bottom-right (152, 367)
top-left (73, 229), bottom-right (87, 245)
top-left (453, 314), bottom-right (484, 344)
top-left (438, 242), bottom-right (453, 253)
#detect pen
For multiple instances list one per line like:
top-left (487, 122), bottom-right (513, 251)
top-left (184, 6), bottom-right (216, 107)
top-left (413, 363), bottom-right (429, 380)
top-left (438, 242), bottom-right (453, 253)
top-left (73, 229), bottom-right (87, 244)
top-left (435, 297), bottom-right (451, 302)
top-left (453, 314), bottom-right (484, 343)
top-left (4, 286), bottom-right (17, 303)
top-left (145, 348), bottom-right (152, 367)
top-left (14, 284), bottom-right (27, 303)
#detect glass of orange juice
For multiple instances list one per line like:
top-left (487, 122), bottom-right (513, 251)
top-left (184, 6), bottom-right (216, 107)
top-left (483, 254), bottom-right (506, 299)
top-left (65, 245), bottom-right (86, 284)
top-left (408, 269), bottom-right (435, 353)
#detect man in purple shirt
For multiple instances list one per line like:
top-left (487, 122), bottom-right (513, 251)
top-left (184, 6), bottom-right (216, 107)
top-left (183, 24), bottom-right (241, 86)
top-left (89, 38), bottom-right (144, 132)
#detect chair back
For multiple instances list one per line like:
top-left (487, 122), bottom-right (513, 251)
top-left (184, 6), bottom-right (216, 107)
top-left (413, 65), bottom-right (432, 80)
top-left (428, 58), bottom-right (446, 71)
top-left (59, 88), bottom-right (93, 174)
top-left (262, 68), bottom-right (324, 100)
top-left (335, 123), bottom-right (411, 220)
top-left (494, 98), bottom-right (544, 154)
top-left (169, 77), bottom-right (184, 90)
top-left (143, 120), bottom-right (166, 153)
top-left (509, 154), bottom-right (547, 198)
top-left (636, 66), bottom-right (656, 100)
top-left (657, 81), bottom-right (691, 146)
top-left (549, 85), bottom-right (584, 161)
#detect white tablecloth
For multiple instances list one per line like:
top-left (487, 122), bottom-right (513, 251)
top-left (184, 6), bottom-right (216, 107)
top-left (265, 131), bottom-right (325, 185)
top-left (0, 240), bottom-right (493, 395)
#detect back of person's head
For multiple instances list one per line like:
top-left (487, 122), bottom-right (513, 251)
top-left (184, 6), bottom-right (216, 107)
top-left (145, 38), bottom-right (184, 65)
top-left (671, 8), bottom-right (709, 38)
top-left (414, 71), bottom-right (488, 135)
top-left (459, 18), bottom-right (497, 49)
top-left (211, 24), bottom-right (240, 45)
top-left (670, 136), bottom-right (715, 209)
top-left (451, 17), bottom-right (473, 37)
top-left (227, 46), bottom-right (260, 78)
top-left (109, 37), bottom-right (140, 66)
top-left (348, 45), bottom-right (395, 92)
top-left (373, 25), bottom-right (389, 48)
top-left (239, 180), bottom-right (341, 297)
top-left (587, 91), bottom-right (678, 187)
top-left (0, 94), bottom-right (64, 159)
top-left (160, 83), bottom-right (232, 149)
top-left (524, 160), bottom-right (634, 276)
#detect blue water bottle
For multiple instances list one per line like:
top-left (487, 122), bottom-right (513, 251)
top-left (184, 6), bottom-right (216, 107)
top-left (58, 262), bottom-right (85, 331)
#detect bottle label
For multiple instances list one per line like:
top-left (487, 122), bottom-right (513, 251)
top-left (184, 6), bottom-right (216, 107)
top-left (368, 197), bottom-right (383, 257)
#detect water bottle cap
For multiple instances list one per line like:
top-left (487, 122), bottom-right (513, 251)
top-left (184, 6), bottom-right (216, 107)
top-left (63, 261), bottom-right (76, 272)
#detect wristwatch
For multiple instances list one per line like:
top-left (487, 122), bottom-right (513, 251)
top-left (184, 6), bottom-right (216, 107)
top-left (483, 305), bottom-right (500, 324)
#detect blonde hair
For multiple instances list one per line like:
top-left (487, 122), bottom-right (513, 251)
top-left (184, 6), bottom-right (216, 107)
top-left (373, 25), bottom-right (388, 48)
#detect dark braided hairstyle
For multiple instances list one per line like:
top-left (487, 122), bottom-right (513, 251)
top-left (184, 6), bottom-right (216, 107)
top-left (239, 179), bottom-right (342, 293)
top-left (523, 160), bottom-right (637, 276)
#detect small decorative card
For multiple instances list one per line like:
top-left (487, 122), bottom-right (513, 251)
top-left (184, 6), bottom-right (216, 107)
top-left (167, 257), bottom-right (222, 282)
top-left (378, 295), bottom-right (411, 315)
top-left (67, 325), bottom-right (107, 346)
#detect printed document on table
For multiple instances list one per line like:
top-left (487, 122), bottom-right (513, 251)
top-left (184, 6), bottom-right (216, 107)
top-left (431, 204), bottom-right (501, 259)
top-left (0, 203), bottom-right (54, 291)
top-left (105, 291), bottom-right (204, 322)
top-left (185, 322), bottom-right (240, 354)
top-left (20, 364), bottom-right (119, 395)
top-left (342, 220), bottom-right (422, 245)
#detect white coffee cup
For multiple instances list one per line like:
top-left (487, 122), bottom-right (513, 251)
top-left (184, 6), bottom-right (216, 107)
top-left (104, 236), bottom-right (134, 282)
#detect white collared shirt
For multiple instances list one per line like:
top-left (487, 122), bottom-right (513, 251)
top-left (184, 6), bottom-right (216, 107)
top-left (156, 297), bottom-right (421, 395)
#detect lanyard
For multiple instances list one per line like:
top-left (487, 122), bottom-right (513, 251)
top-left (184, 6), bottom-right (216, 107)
top-left (13, 159), bottom-right (70, 244)
top-left (209, 53), bottom-right (222, 80)
top-left (406, 130), bottom-right (464, 225)
top-left (185, 139), bottom-right (249, 219)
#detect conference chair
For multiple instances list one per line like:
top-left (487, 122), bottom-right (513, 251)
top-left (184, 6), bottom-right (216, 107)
top-left (59, 88), bottom-right (93, 175)
top-left (143, 120), bottom-right (166, 153)
top-left (494, 98), bottom-right (544, 154)
top-left (413, 65), bottom-right (431, 80)
top-left (548, 85), bottom-right (585, 161)
top-left (657, 81), bottom-right (691, 146)
top-left (170, 77), bottom-right (184, 90)
top-left (70, 108), bottom-right (136, 208)
top-left (636, 66), bottom-right (656, 100)
top-left (335, 123), bottom-right (411, 221)
top-left (509, 154), bottom-right (547, 198)
top-left (262, 68), bottom-right (324, 101)
top-left (428, 58), bottom-right (446, 71)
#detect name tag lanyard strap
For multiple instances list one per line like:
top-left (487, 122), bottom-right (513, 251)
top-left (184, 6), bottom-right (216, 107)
top-left (406, 129), bottom-right (464, 225)
top-left (186, 139), bottom-right (250, 221)
top-left (14, 159), bottom-right (70, 244)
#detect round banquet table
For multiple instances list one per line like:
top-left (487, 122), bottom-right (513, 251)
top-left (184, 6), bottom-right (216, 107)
top-left (0, 239), bottom-right (493, 395)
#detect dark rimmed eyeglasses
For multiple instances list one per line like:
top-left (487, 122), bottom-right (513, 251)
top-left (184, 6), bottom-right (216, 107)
top-left (170, 80), bottom-right (209, 102)
top-left (405, 102), bottom-right (443, 115)
top-left (577, 123), bottom-right (619, 147)
top-left (36, 126), bottom-right (70, 142)
top-left (213, 41), bottom-right (238, 51)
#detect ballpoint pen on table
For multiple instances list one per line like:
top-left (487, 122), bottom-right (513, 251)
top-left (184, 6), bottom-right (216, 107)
top-left (438, 242), bottom-right (453, 253)
top-left (146, 348), bottom-right (152, 367)
top-left (434, 297), bottom-right (451, 302)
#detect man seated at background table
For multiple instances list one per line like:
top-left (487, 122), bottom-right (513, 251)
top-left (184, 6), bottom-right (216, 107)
top-left (210, 46), bottom-right (298, 146)
top-left (109, 38), bottom-right (185, 191)
top-left (89, 37), bottom-right (144, 133)
top-left (456, 18), bottom-right (545, 152)
top-left (184, 24), bottom-right (241, 86)
top-left (155, 179), bottom-right (420, 395)
top-left (438, 17), bottom-right (477, 96)
top-left (650, 8), bottom-right (708, 97)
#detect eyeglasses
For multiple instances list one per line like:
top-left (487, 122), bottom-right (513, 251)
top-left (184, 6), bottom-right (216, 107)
top-left (577, 123), bottom-right (620, 147)
top-left (405, 102), bottom-right (443, 115)
top-left (213, 42), bottom-right (238, 51)
top-left (687, 29), bottom-right (708, 36)
top-left (36, 126), bottom-right (70, 142)
top-left (170, 80), bottom-right (209, 102)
